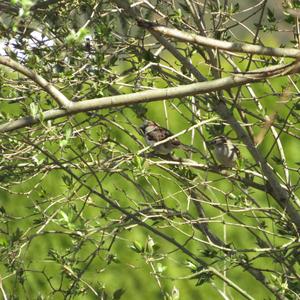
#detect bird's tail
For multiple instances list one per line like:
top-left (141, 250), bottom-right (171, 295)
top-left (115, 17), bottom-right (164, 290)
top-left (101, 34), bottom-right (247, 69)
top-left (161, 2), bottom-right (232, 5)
top-left (179, 144), bottom-right (197, 153)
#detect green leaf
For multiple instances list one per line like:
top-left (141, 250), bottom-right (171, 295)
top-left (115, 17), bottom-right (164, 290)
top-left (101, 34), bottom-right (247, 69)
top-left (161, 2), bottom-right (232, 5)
top-left (59, 211), bottom-right (69, 223)
top-left (66, 28), bottom-right (90, 45)
top-left (267, 8), bottom-right (276, 23)
top-left (11, 0), bottom-right (35, 9)
top-left (59, 139), bottom-right (68, 148)
top-left (294, 102), bottom-right (300, 110)
top-left (232, 3), bottom-right (239, 13)
top-left (133, 155), bottom-right (145, 170)
top-left (195, 269), bottom-right (213, 286)
top-left (113, 288), bottom-right (125, 300)
top-left (11, 228), bottom-right (23, 243)
top-left (145, 235), bottom-right (155, 255)
top-left (30, 102), bottom-right (39, 118)
top-left (142, 49), bottom-right (156, 62)
top-left (62, 175), bottom-right (73, 187)
top-left (0, 237), bottom-right (8, 247)
top-left (202, 248), bottom-right (217, 258)
top-left (284, 14), bottom-right (296, 25)
top-left (130, 241), bottom-right (143, 253)
top-left (64, 124), bottom-right (73, 140)
top-left (106, 254), bottom-right (120, 265)
top-left (185, 260), bottom-right (197, 271)
top-left (156, 263), bottom-right (167, 273)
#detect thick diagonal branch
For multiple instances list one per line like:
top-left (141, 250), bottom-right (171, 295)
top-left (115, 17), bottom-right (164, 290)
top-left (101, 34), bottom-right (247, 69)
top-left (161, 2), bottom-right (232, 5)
top-left (0, 62), bottom-right (298, 133)
top-left (0, 56), bottom-right (72, 109)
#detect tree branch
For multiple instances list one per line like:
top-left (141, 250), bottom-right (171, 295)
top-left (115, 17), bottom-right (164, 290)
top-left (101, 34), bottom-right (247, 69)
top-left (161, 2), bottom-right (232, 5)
top-left (0, 62), bottom-right (299, 133)
top-left (137, 20), bottom-right (300, 58)
top-left (0, 56), bottom-right (73, 109)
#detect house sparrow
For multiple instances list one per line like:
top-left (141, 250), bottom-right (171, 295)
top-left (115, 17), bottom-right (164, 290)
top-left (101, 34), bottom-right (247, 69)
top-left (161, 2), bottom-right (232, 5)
top-left (207, 135), bottom-right (240, 167)
top-left (140, 120), bottom-right (197, 155)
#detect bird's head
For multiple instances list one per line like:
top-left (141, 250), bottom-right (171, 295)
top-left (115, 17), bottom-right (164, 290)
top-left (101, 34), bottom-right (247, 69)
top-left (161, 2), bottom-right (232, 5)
top-left (140, 120), bottom-right (156, 135)
top-left (207, 135), bottom-right (227, 147)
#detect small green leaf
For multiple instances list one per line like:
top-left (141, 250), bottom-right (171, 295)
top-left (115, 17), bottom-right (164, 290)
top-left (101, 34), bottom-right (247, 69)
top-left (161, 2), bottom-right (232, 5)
top-left (0, 237), bottom-right (8, 247)
top-left (232, 3), bottom-right (239, 13)
top-left (62, 175), bottom-right (73, 186)
top-left (156, 263), bottom-right (167, 273)
top-left (66, 28), bottom-right (90, 45)
top-left (294, 102), bottom-right (300, 110)
top-left (185, 260), bottom-right (197, 271)
top-left (59, 139), bottom-right (68, 148)
top-left (133, 155), bottom-right (145, 170)
top-left (59, 211), bottom-right (69, 223)
top-left (106, 254), bottom-right (120, 265)
top-left (30, 102), bottom-right (39, 118)
top-left (113, 288), bottom-right (125, 300)
top-left (142, 49), bottom-right (156, 62)
top-left (130, 241), bottom-right (143, 253)
top-left (267, 8), bottom-right (276, 23)
top-left (145, 235), bottom-right (155, 255)
top-left (64, 124), bottom-right (72, 140)
top-left (202, 248), bottom-right (217, 258)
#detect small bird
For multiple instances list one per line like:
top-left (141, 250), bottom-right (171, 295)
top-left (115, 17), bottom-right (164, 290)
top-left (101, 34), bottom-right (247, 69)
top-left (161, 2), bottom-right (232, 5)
top-left (140, 120), bottom-right (197, 155)
top-left (207, 135), bottom-right (240, 167)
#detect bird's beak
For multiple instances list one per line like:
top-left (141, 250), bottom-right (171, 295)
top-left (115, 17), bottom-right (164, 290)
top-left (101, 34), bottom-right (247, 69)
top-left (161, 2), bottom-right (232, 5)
top-left (206, 140), bottom-right (215, 147)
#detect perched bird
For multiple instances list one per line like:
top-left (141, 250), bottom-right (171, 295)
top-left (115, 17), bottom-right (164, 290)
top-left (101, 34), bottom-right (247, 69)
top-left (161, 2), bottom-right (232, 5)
top-left (207, 135), bottom-right (240, 167)
top-left (140, 120), bottom-right (197, 155)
